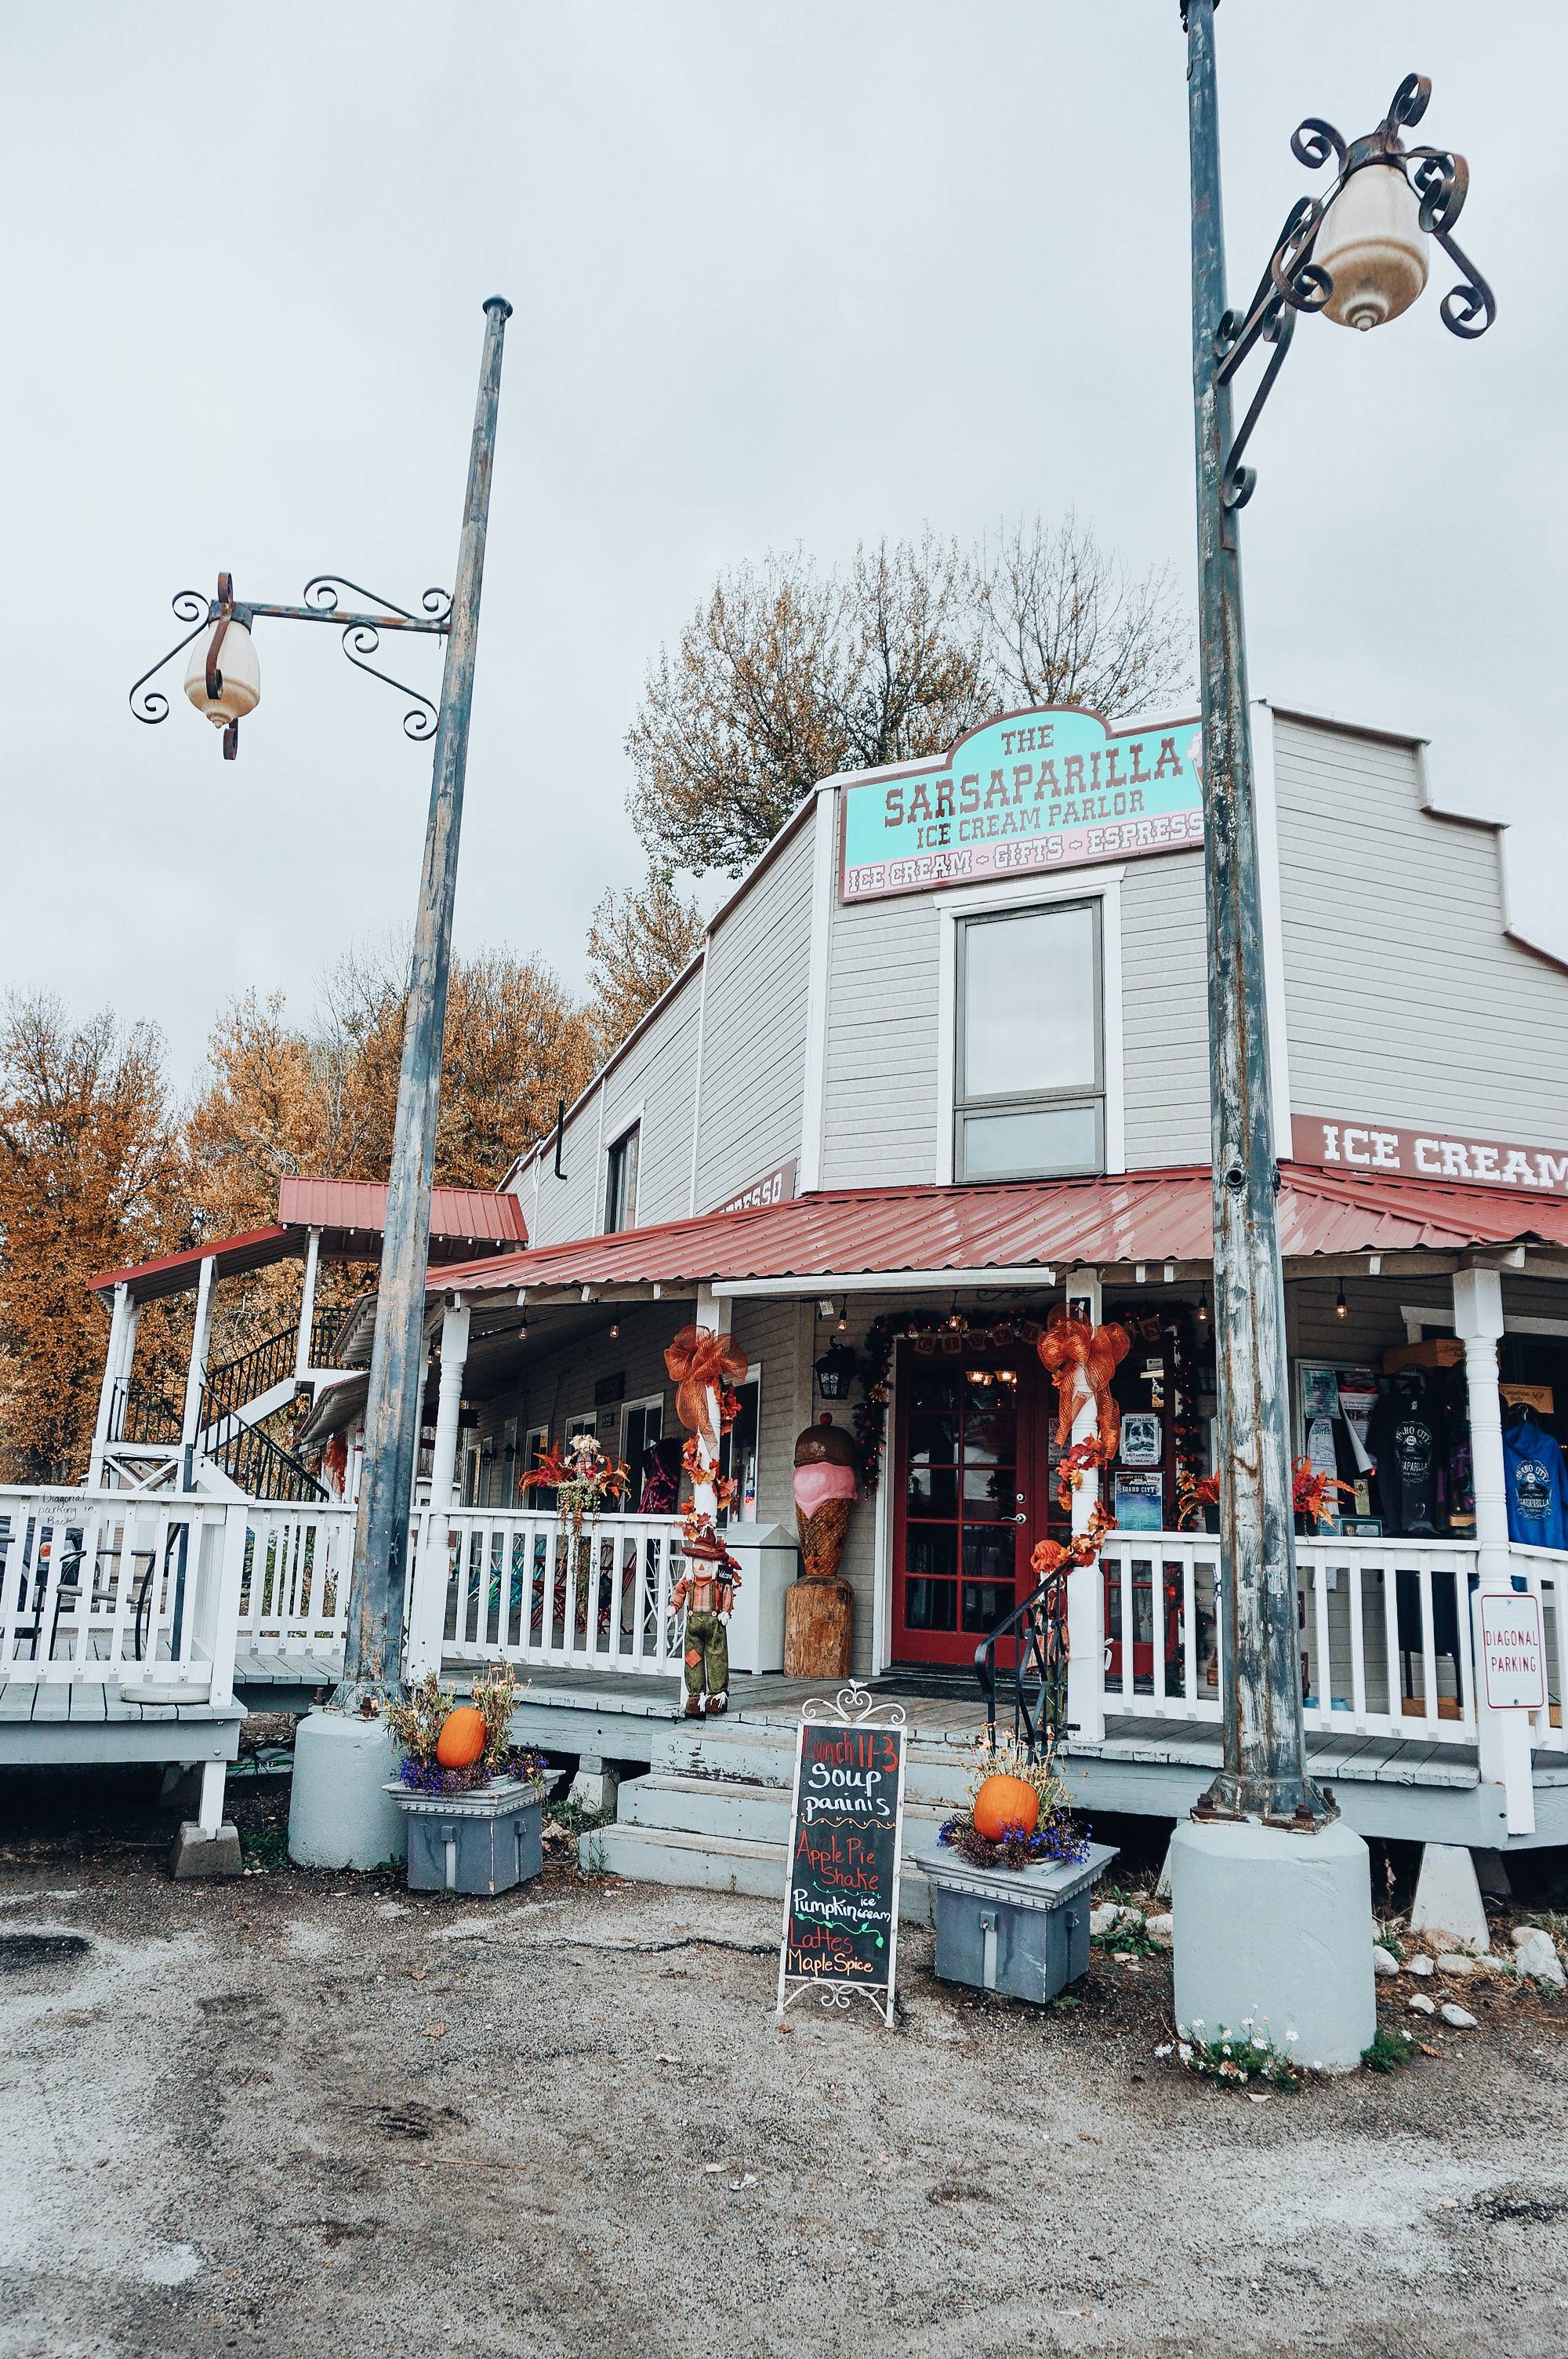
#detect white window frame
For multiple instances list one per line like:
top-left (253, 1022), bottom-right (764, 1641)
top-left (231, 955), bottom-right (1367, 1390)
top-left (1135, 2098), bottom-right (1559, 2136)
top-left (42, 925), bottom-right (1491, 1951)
top-left (933, 869), bottom-right (1125, 1184)
top-left (600, 1102), bottom-right (644, 1236)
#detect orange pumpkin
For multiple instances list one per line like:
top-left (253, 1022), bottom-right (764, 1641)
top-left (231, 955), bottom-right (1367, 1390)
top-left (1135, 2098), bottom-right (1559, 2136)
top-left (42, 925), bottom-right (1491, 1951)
top-left (435, 1705), bottom-right (487, 1769)
top-left (971, 1772), bottom-right (1041, 1843)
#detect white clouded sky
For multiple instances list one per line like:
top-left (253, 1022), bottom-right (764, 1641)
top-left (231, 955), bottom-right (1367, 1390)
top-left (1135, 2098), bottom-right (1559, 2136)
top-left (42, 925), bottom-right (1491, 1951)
top-left (3, 1), bottom-right (1563, 1081)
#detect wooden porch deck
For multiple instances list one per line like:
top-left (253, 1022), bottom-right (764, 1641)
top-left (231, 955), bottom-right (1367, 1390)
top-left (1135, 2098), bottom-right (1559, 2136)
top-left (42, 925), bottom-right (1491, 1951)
top-left (0, 1677), bottom-right (243, 1765)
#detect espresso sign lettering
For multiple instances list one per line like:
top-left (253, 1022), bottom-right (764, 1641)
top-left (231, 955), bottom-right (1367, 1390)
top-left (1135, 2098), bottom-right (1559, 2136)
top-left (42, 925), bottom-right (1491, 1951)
top-left (776, 1698), bottom-right (907, 2026)
top-left (839, 705), bottom-right (1203, 903)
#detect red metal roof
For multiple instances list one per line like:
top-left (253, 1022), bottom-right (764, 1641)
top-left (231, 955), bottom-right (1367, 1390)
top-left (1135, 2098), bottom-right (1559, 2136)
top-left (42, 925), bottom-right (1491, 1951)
top-left (91, 1179), bottom-right (528, 1301)
top-left (278, 1177), bottom-right (527, 1245)
top-left (434, 1164), bottom-right (1568, 1298)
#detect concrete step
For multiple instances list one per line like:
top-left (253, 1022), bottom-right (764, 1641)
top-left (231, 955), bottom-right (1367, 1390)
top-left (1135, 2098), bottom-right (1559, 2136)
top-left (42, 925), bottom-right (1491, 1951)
top-left (652, 1721), bottom-right (975, 1808)
top-left (621, 1769), bottom-right (952, 1848)
top-left (585, 1817), bottom-right (935, 1925)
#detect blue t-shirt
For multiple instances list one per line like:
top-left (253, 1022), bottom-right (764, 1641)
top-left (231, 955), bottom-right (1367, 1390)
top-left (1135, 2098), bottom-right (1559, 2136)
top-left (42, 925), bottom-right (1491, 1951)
top-left (1504, 1420), bottom-right (1568, 1550)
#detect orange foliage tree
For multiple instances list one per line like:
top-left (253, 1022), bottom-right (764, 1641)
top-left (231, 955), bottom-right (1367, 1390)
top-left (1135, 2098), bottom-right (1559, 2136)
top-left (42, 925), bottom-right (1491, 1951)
top-left (0, 995), bottom-right (187, 1481)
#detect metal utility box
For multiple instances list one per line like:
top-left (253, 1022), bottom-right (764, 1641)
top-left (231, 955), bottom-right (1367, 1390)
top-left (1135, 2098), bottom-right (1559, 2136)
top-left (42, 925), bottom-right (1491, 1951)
top-left (916, 1839), bottom-right (1118, 2005)
top-left (385, 1777), bottom-right (545, 1896)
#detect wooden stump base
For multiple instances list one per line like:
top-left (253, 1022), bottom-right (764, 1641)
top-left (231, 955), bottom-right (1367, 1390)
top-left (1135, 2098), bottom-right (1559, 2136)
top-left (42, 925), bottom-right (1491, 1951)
top-left (783, 1576), bottom-right (853, 1681)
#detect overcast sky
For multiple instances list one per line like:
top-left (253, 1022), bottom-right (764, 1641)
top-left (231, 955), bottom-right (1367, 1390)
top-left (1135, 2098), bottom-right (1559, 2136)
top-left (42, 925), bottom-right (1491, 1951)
top-left (3, 2), bottom-right (1563, 1082)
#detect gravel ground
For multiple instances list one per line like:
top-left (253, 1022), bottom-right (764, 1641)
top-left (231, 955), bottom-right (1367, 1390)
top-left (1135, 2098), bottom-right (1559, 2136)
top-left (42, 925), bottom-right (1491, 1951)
top-left (4, 1761), bottom-right (1568, 2359)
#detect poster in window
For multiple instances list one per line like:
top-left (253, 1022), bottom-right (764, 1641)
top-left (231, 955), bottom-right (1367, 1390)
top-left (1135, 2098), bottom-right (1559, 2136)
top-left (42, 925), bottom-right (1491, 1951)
top-left (1120, 1412), bottom-right (1161, 1468)
top-left (1113, 1472), bottom-right (1163, 1532)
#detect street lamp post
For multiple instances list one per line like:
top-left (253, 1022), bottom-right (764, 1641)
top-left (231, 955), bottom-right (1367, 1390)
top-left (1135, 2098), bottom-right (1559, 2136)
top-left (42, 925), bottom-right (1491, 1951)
top-left (130, 296), bottom-right (512, 1858)
top-left (1174, 1), bottom-right (1492, 2059)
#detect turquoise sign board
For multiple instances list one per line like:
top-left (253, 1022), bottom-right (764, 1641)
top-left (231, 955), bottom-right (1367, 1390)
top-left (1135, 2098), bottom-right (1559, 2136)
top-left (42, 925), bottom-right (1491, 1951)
top-left (838, 705), bottom-right (1204, 903)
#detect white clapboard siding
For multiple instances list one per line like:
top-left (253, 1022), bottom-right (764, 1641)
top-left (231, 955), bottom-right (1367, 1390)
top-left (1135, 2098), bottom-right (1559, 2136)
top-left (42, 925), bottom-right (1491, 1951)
top-left (820, 888), bottom-right (942, 1187)
top-left (693, 816), bottom-right (815, 1211)
top-left (1120, 851), bottom-right (1211, 1169)
top-left (1274, 716), bottom-right (1568, 1141)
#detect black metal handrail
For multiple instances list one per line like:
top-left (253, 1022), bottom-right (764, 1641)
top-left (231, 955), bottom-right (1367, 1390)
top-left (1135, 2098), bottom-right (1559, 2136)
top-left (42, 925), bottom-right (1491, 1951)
top-left (201, 1325), bottom-right (300, 1428)
top-left (204, 1416), bottom-right (328, 1504)
top-left (310, 1303), bottom-right (353, 1366)
top-left (113, 1377), bottom-right (185, 1446)
top-left (975, 1565), bottom-right (1071, 1761)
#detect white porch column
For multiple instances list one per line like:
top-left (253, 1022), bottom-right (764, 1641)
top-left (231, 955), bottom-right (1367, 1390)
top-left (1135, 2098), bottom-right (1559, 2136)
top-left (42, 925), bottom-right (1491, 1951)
top-left (294, 1227), bottom-right (322, 1380)
top-left (1453, 1263), bottom-right (1534, 1835)
top-left (89, 1281), bottom-right (132, 1485)
top-left (691, 1284), bottom-right (721, 1523)
top-left (1064, 1270), bottom-right (1106, 1746)
top-left (180, 1256), bottom-right (216, 1474)
top-left (427, 1302), bottom-right (471, 1512)
top-left (406, 1304), bottom-right (470, 1678)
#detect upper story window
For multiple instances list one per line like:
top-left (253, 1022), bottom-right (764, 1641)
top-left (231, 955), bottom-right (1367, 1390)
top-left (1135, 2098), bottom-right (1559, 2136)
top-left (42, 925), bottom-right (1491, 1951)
top-left (956, 901), bottom-right (1102, 1182)
top-left (604, 1123), bottom-right (641, 1233)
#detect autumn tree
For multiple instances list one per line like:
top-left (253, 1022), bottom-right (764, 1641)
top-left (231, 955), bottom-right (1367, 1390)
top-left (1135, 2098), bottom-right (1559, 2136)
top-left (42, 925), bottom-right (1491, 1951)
top-left (586, 867), bottom-right (706, 1058)
top-left (0, 995), bottom-right (187, 1481)
top-left (625, 516), bottom-right (1192, 876)
top-left (626, 533), bottom-right (990, 876)
top-left (312, 942), bottom-right (599, 1189)
top-left (978, 511), bottom-right (1191, 720)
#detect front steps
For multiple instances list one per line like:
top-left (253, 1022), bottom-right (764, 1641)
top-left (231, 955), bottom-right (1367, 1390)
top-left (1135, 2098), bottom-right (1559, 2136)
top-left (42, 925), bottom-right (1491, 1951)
top-left (579, 1717), bottom-right (972, 1923)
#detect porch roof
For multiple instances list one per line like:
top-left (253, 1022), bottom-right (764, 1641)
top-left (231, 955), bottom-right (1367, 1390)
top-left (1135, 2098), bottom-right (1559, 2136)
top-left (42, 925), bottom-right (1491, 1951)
top-left (89, 1180), bottom-right (528, 1303)
top-left (434, 1163), bottom-right (1568, 1301)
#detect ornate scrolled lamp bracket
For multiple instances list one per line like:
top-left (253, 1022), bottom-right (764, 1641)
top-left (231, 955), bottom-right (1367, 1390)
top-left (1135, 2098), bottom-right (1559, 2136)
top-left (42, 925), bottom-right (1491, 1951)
top-left (128, 571), bottom-right (453, 760)
top-left (1214, 72), bottom-right (1495, 514)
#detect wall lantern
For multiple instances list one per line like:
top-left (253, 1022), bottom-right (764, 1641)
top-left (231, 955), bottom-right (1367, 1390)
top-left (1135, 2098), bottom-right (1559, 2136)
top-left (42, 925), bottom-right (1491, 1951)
top-left (814, 1342), bottom-right (858, 1402)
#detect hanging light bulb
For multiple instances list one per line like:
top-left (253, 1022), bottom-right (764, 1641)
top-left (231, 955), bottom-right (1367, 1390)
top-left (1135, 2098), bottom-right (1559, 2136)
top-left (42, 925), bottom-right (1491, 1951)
top-left (835, 1308), bottom-right (848, 1333)
top-left (1334, 1281), bottom-right (1348, 1321)
top-left (609, 1319), bottom-right (620, 1339)
top-left (1196, 1281), bottom-right (1210, 1327)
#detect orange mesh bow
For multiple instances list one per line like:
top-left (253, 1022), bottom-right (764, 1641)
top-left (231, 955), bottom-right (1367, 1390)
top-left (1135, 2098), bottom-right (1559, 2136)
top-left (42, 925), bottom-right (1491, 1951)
top-left (1036, 1313), bottom-right (1131, 1454)
top-left (664, 1325), bottom-right (750, 1450)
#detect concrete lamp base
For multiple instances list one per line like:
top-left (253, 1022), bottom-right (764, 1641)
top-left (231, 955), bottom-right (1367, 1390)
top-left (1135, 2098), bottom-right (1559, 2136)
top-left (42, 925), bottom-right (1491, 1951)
top-left (1170, 1817), bottom-right (1376, 2074)
top-left (288, 1708), bottom-right (408, 1871)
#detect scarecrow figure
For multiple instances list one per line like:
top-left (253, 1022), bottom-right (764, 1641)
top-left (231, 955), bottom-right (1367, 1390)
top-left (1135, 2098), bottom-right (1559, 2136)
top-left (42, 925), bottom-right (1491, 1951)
top-left (670, 1544), bottom-right (740, 1718)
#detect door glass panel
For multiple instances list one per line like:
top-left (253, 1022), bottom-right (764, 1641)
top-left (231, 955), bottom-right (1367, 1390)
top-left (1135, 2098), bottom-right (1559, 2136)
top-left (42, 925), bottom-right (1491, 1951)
top-left (901, 1359), bottom-right (1025, 1656)
top-left (906, 1579), bottom-right (957, 1631)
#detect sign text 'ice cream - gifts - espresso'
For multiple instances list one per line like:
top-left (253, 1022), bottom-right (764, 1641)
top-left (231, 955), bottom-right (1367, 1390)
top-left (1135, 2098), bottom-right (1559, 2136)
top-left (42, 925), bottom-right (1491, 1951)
top-left (838, 706), bottom-right (1204, 903)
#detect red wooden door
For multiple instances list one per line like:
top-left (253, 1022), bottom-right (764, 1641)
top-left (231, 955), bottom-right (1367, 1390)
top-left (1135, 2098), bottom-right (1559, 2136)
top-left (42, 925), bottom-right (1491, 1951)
top-left (891, 1343), bottom-right (1047, 1667)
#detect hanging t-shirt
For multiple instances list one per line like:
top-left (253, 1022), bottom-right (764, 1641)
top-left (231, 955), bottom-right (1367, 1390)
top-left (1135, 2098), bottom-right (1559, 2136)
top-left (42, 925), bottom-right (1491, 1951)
top-left (1367, 1374), bottom-right (1442, 1537)
top-left (1504, 1416), bottom-right (1568, 1550)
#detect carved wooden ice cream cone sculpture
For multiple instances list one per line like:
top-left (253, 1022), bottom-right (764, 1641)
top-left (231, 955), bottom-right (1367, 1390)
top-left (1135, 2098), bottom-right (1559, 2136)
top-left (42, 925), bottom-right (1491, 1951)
top-left (785, 1416), bottom-right (857, 1678)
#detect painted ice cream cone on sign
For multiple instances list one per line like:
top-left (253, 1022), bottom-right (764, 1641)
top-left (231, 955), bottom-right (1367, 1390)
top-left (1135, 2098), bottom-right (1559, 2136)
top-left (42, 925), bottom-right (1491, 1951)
top-left (785, 1417), bottom-right (857, 1677)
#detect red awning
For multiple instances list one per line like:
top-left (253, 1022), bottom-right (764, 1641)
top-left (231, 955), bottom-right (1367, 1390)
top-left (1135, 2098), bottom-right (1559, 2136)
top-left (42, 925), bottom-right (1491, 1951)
top-left (91, 1178), bottom-right (528, 1303)
top-left (432, 1164), bottom-right (1568, 1299)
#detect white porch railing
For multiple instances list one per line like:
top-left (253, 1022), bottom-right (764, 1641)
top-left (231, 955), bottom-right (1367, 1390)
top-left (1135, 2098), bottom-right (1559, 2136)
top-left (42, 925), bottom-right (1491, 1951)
top-left (235, 1503), bottom-right (356, 1657)
top-left (1091, 1531), bottom-right (1568, 1750)
top-left (423, 1506), bottom-right (686, 1678)
top-left (0, 1486), bottom-right (244, 1699)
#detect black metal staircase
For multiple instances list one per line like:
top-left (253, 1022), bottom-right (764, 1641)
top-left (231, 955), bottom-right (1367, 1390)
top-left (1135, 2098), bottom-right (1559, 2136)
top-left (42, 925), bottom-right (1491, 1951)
top-left (975, 1566), bottom-right (1071, 1760)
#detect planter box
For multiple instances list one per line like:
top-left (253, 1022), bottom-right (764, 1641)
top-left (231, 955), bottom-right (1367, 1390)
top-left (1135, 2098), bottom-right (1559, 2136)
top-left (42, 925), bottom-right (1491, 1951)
top-left (913, 1837), bottom-right (1118, 2005)
top-left (384, 1777), bottom-right (545, 1896)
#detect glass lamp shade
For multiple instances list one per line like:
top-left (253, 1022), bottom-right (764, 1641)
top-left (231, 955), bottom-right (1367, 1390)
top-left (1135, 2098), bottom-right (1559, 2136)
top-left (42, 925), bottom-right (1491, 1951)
top-left (1315, 162), bottom-right (1429, 332)
top-left (183, 619), bottom-right (261, 728)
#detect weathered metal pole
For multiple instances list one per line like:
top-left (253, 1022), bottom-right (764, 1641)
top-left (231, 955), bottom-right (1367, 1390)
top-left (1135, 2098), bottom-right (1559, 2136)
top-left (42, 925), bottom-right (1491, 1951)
top-left (332, 296), bottom-right (511, 1710)
top-left (1184, 3), bottom-right (1327, 1824)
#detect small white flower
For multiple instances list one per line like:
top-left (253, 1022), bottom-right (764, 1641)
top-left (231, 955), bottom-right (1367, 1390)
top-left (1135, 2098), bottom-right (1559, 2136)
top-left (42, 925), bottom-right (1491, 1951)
top-left (1312, 2061), bottom-right (1323, 2071)
top-left (1285, 2030), bottom-right (1298, 2043)
top-left (1221, 2043), bottom-right (1232, 2056)
top-left (1190, 2018), bottom-right (1204, 2030)
top-left (1154, 2043), bottom-right (1174, 2059)
top-left (1400, 2029), bottom-right (1414, 2042)
top-left (1178, 2041), bottom-right (1193, 2062)
top-left (1175, 2023), bottom-right (1189, 2040)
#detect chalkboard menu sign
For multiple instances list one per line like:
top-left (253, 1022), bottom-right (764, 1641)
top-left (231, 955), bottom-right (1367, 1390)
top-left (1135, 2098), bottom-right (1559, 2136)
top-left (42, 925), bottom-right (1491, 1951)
top-left (775, 1688), bottom-right (908, 2025)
